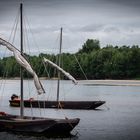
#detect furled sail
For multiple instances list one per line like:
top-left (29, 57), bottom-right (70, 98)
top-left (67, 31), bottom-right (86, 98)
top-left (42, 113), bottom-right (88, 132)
top-left (43, 57), bottom-right (78, 84)
top-left (0, 38), bottom-right (45, 94)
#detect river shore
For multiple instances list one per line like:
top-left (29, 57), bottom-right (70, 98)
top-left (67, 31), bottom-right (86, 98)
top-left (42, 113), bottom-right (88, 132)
top-left (78, 79), bottom-right (140, 86)
top-left (1, 78), bottom-right (140, 86)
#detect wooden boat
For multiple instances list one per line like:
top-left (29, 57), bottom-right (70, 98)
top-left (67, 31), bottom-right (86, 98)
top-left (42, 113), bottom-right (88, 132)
top-left (0, 3), bottom-right (80, 136)
top-left (0, 113), bottom-right (79, 135)
top-left (10, 94), bottom-right (105, 109)
top-left (9, 28), bottom-right (106, 110)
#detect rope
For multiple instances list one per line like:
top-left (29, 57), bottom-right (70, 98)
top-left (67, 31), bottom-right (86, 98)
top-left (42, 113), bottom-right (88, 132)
top-left (8, 8), bottom-right (20, 43)
top-left (74, 54), bottom-right (88, 80)
top-left (23, 16), bottom-right (31, 55)
top-left (56, 101), bottom-right (79, 136)
top-left (0, 71), bottom-right (8, 107)
top-left (36, 94), bottom-right (42, 117)
top-left (23, 12), bottom-right (44, 117)
top-left (27, 79), bottom-right (34, 117)
top-left (23, 14), bottom-right (52, 113)
top-left (0, 7), bottom-right (20, 110)
top-left (42, 60), bottom-right (54, 101)
top-left (23, 13), bottom-right (42, 54)
top-left (104, 103), bottom-right (110, 110)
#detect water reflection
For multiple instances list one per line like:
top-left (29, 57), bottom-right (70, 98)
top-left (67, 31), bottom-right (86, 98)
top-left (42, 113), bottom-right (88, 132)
top-left (0, 131), bottom-right (79, 140)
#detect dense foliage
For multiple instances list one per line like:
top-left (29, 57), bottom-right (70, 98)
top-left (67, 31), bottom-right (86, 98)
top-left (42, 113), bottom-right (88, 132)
top-left (1, 39), bottom-right (140, 79)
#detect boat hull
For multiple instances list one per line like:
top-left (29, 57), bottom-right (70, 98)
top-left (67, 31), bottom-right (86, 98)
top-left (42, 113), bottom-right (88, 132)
top-left (0, 114), bottom-right (80, 136)
top-left (9, 100), bottom-right (105, 109)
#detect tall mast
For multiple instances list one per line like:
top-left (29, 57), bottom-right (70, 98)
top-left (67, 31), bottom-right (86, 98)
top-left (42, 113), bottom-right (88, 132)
top-left (57, 27), bottom-right (62, 102)
top-left (20, 3), bottom-right (24, 118)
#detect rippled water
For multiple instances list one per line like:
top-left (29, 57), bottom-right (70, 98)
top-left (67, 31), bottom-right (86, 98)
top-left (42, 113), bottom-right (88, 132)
top-left (0, 80), bottom-right (140, 140)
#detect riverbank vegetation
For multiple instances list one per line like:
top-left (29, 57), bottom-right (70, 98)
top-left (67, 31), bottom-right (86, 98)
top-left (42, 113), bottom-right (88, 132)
top-left (0, 39), bottom-right (140, 79)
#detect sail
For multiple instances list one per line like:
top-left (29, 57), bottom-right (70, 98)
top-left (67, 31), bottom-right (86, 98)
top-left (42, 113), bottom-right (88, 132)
top-left (0, 38), bottom-right (45, 94)
top-left (43, 57), bottom-right (78, 84)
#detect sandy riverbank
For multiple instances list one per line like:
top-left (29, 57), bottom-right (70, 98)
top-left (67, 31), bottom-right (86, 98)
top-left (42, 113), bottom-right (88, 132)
top-left (78, 80), bottom-right (140, 86)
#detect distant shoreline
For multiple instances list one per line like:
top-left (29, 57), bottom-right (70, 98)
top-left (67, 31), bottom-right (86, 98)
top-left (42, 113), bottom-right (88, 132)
top-left (1, 78), bottom-right (140, 86)
top-left (78, 80), bottom-right (140, 86)
top-left (0, 77), bottom-right (47, 80)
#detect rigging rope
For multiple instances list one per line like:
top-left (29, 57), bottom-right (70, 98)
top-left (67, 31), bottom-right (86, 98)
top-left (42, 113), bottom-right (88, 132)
top-left (0, 8), bottom-right (20, 108)
top-left (8, 8), bottom-right (20, 43)
top-left (0, 71), bottom-right (8, 107)
top-left (22, 11), bottom-right (44, 116)
top-left (74, 54), bottom-right (88, 80)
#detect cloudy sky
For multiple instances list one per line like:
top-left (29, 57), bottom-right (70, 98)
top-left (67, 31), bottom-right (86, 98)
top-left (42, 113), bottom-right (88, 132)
top-left (0, 0), bottom-right (140, 56)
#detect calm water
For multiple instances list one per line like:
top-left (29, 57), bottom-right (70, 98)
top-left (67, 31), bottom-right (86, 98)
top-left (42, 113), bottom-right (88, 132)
top-left (0, 80), bottom-right (140, 140)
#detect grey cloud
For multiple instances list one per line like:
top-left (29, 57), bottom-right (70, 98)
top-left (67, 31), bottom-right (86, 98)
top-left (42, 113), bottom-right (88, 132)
top-left (103, 26), bottom-right (121, 33)
top-left (29, 25), bottom-right (59, 34)
top-left (1, 0), bottom-right (140, 56)
top-left (77, 24), bottom-right (104, 32)
top-left (106, 0), bottom-right (140, 8)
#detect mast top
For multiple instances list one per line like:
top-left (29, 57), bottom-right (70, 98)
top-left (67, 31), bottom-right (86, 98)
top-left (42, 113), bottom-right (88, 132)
top-left (20, 3), bottom-right (23, 8)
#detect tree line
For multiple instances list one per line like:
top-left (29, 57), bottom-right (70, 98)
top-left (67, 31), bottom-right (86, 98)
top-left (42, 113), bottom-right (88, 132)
top-left (0, 39), bottom-right (140, 80)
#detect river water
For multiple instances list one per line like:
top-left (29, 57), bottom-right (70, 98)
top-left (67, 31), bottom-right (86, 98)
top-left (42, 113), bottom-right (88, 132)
top-left (0, 80), bottom-right (140, 140)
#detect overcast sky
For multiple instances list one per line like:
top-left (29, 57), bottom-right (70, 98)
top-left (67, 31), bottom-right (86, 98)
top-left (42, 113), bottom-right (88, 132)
top-left (0, 0), bottom-right (140, 56)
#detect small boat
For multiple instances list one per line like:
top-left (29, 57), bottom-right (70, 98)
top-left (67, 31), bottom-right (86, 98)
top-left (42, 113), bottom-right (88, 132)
top-left (0, 3), bottom-right (79, 136)
top-left (10, 95), bottom-right (105, 109)
top-left (9, 28), bottom-right (106, 110)
top-left (0, 112), bottom-right (79, 136)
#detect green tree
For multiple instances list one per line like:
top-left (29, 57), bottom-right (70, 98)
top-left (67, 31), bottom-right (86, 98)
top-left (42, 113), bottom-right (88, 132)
top-left (78, 39), bottom-right (100, 54)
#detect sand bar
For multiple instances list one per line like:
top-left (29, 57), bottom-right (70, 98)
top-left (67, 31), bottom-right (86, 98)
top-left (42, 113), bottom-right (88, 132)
top-left (78, 80), bottom-right (140, 86)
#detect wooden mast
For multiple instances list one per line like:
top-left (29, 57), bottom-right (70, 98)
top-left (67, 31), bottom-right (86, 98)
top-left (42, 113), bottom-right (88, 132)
top-left (20, 3), bottom-right (24, 118)
top-left (57, 27), bottom-right (63, 102)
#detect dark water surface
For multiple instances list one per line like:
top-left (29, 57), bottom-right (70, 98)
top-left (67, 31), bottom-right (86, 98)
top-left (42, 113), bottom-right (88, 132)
top-left (0, 80), bottom-right (140, 140)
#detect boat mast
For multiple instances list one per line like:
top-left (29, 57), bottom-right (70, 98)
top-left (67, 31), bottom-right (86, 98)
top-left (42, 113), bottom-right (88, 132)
top-left (57, 27), bottom-right (62, 102)
top-left (20, 3), bottom-right (24, 118)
